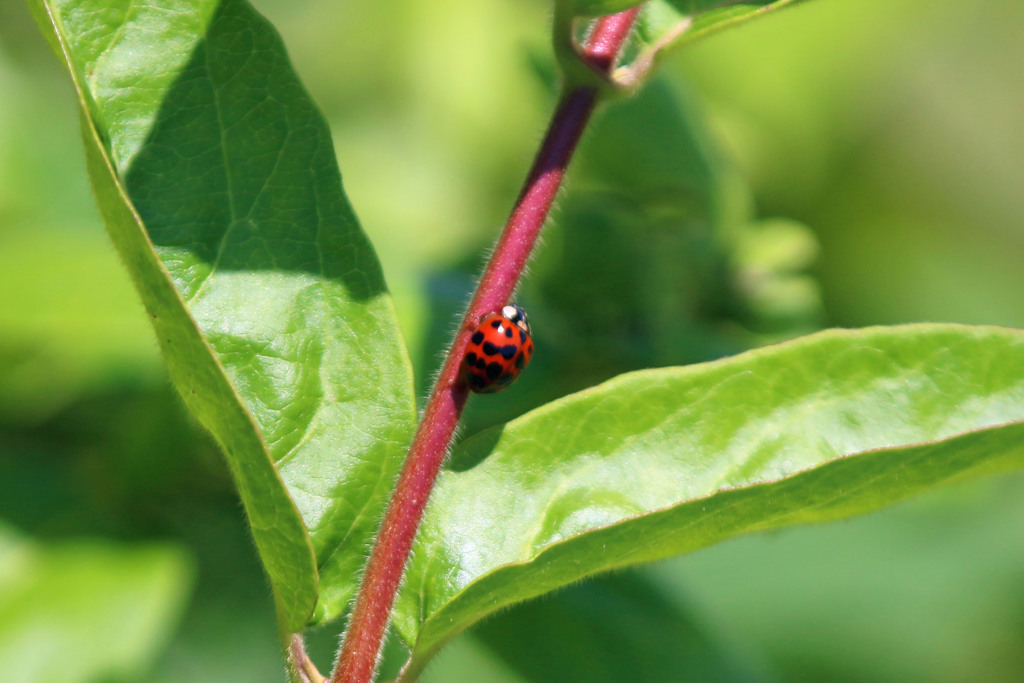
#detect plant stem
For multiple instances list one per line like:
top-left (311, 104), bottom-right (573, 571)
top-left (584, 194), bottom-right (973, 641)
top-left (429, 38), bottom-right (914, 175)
top-left (289, 633), bottom-right (325, 683)
top-left (331, 7), bottom-right (642, 683)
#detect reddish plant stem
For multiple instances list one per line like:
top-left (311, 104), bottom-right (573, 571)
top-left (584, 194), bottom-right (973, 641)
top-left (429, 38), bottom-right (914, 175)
top-left (331, 7), bottom-right (641, 683)
top-left (585, 8), bottom-right (643, 73)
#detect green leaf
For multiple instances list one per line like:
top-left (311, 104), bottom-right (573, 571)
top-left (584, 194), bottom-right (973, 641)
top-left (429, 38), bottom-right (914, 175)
top-left (396, 324), bottom-right (1024, 670)
top-left (628, 1), bottom-right (810, 80)
top-left (29, 0), bottom-right (416, 630)
top-left (555, 1), bottom-right (812, 90)
top-left (0, 525), bottom-right (191, 683)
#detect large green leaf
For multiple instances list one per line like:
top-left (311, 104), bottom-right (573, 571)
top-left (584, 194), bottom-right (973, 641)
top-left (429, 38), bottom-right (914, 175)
top-left (395, 324), bottom-right (1024, 672)
top-left (29, 0), bottom-right (416, 630)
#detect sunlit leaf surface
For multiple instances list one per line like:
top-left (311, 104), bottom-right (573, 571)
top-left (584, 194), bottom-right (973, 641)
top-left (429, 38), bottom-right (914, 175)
top-left (396, 325), bottom-right (1024, 669)
top-left (29, 0), bottom-right (416, 629)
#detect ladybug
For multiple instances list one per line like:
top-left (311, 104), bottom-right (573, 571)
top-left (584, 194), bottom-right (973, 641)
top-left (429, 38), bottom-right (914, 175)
top-left (462, 304), bottom-right (533, 393)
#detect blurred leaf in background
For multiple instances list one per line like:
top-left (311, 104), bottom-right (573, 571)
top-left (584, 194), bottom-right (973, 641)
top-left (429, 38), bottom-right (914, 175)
top-left (0, 525), bottom-right (191, 683)
top-left (650, 471), bottom-right (1024, 682)
top-left (0, 3), bottom-right (160, 425)
top-left (459, 571), bottom-right (772, 683)
top-left (671, 0), bottom-right (1024, 329)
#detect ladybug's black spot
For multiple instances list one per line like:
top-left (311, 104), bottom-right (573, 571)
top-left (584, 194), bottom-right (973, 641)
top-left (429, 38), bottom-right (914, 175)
top-left (519, 328), bottom-right (526, 342)
top-left (476, 358), bottom-right (487, 370)
top-left (471, 331), bottom-right (484, 344)
top-left (486, 362), bottom-right (503, 379)
top-left (496, 373), bottom-right (515, 386)
top-left (468, 374), bottom-right (486, 389)
top-left (465, 352), bottom-right (478, 366)
top-left (515, 352), bottom-right (525, 369)
top-left (504, 327), bottom-right (513, 338)
top-left (482, 341), bottom-right (500, 356)
top-left (490, 319), bottom-right (502, 329)
top-left (500, 344), bottom-right (517, 360)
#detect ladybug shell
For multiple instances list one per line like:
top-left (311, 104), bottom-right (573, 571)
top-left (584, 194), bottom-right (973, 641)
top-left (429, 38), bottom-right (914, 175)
top-left (462, 309), bottom-right (533, 393)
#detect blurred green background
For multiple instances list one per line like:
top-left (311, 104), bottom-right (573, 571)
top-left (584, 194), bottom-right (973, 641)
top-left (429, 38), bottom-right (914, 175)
top-left (2, 0), bottom-right (1023, 680)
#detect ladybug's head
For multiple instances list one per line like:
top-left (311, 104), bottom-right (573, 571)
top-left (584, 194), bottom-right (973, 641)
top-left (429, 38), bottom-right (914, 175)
top-left (501, 304), bottom-right (531, 337)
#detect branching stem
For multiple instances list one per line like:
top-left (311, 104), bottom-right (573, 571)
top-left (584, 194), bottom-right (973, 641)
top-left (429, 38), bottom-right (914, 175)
top-left (289, 633), bottom-right (325, 683)
top-left (330, 7), bottom-right (642, 683)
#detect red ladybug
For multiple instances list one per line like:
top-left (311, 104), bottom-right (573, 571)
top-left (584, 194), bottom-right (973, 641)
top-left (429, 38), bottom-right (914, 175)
top-left (462, 304), bottom-right (533, 393)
